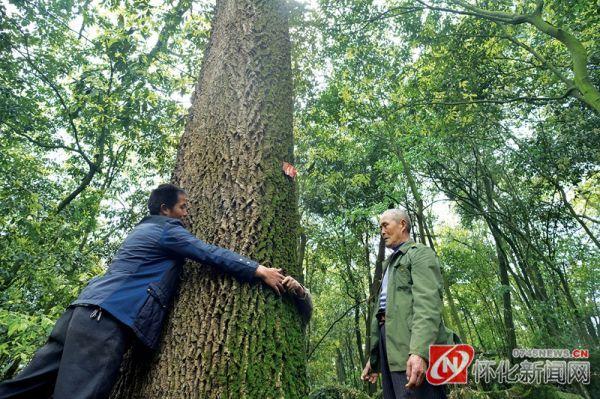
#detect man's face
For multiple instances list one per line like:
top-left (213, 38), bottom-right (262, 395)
top-left (379, 213), bottom-right (406, 249)
top-left (161, 193), bottom-right (188, 219)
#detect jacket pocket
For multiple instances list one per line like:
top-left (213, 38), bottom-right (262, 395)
top-left (134, 282), bottom-right (168, 347)
top-left (394, 264), bottom-right (412, 289)
top-left (148, 282), bottom-right (168, 308)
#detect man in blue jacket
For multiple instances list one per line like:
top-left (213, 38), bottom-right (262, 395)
top-left (0, 183), bottom-right (296, 399)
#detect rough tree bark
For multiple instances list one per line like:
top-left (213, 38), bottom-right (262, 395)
top-left (110, 0), bottom-right (306, 397)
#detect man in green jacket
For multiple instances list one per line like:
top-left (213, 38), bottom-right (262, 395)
top-left (361, 209), bottom-right (450, 398)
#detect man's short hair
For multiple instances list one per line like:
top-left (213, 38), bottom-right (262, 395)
top-left (381, 209), bottom-right (412, 232)
top-left (148, 184), bottom-right (186, 215)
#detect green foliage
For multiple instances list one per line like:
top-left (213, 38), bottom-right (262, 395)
top-left (0, 309), bottom-right (56, 379)
top-left (0, 0), bottom-right (211, 376)
top-left (449, 384), bottom-right (584, 399)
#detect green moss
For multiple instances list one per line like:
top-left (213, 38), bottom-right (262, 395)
top-left (448, 384), bottom-right (584, 399)
top-left (308, 385), bottom-right (371, 399)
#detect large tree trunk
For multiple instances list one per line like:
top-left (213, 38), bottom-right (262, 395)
top-left (111, 0), bottom-right (306, 397)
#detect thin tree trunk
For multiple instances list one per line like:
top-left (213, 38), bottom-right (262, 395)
top-left (364, 234), bottom-right (385, 395)
top-left (344, 334), bottom-right (358, 389)
top-left (336, 347), bottom-right (346, 385)
top-left (555, 264), bottom-right (598, 345)
top-left (483, 175), bottom-right (517, 358)
top-left (369, 235), bottom-right (386, 302)
top-left (460, 302), bottom-right (485, 351)
top-left (111, 0), bottom-right (305, 397)
top-left (297, 231), bottom-right (307, 280)
top-left (553, 180), bottom-right (600, 249)
top-left (396, 144), bottom-right (467, 340)
top-left (354, 304), bottom-right (365, 367)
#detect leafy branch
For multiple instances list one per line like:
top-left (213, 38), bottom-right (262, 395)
top-left (409, 0), bottom-right (600, 113)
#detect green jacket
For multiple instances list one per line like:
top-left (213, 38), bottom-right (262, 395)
top-left (369, 240), bottom-right (454, 372)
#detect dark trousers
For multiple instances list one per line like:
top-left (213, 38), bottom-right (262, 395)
top-left (379, 324), bottom-right (446, 399)
top-left (0, 306), bottom-right (132, 399)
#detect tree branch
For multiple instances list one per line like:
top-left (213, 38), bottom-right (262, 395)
top-left (14, 34), bottom-right (93, 165)
top-left (55, 163), bottom-right (100, 213)
top-left (146, 0), bottom-right (192, 64)
top-left (357, 6), bottom-right (424, 29)
top-left (526, 14), bottom-right (600, 113)
top-left (307, 299), bottom-right (367, 360)
top-left (413, 0), bottom-right (523, 24)
top-left (395, 93), bottom-right (571, 109)
top-left (578, 214), bottom-right (600, 224)
top-left (502, 34), bottom-right (574, 88)
top-left (411, 0), bottom-right (600, 113)
top-left (4, 126), bottom-right (82, 155)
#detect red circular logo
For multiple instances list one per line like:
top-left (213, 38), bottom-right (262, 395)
top-left (426, 344), bottom-right (475, 385)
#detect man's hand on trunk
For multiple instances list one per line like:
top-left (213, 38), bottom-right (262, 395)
top-left (255, 265), bottom-right (285, 295)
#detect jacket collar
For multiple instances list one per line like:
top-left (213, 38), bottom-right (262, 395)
top-left (388, 239), bottom-right (415, 259)
top-left (138, 215), bottom-right (183, 226)
top-left (382, 239), bottom-right (415, 274)
top-left (396, 239), bottom-right (415, 255)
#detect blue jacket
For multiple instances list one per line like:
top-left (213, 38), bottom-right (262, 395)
top-left (72, 215), bottom-right (258, 348)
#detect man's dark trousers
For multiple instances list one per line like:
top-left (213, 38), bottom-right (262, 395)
top-left (0, 306), bottom-right (132, 399)
top-left (379, 324), bottom-right (446, 399)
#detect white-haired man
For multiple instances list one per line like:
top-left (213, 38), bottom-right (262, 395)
top-left (361, 209), bottom-right (452, 398)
